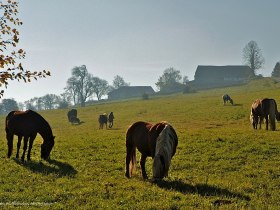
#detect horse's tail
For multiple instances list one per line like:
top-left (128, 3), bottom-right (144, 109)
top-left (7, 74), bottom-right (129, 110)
top-left (125, 128), bottom-right (136, 178)
top-left (269, 99), bottom-right (276, 131)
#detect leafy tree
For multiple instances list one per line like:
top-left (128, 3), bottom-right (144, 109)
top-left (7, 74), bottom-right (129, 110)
top-left (271, 62), bottom-right (280, 77)
top-left (92, 77), bottom-right (109, 101)
top-left (0, 1), bottom-right (50, 97)
top-left (65, 65), bottom-right (94, 107)
top-left (155, 67), bottom-right (184, 93)
top-left (41, 94), bottom-right (60, 110)
top-left (112, 75), bottom-right (130, 89)
top-left (1, 98), bottom-right (18, 113)
top-left (242, 40), bottom-right (265, 76)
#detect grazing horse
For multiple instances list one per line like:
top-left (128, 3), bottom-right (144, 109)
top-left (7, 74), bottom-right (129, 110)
top-left (250, 99), bottom-right (263, 129)
top-left (251, 98), bottom-right (280, 131)
top-left (125, 121), bottom-right (178, 180)
top-left (222, 94), bottom-right (234, 105)
top-left (6, 110), bottom-right (55, 161)
top-left (261, 98), bottom-right (280, 131)
top-left (108, 112), bottom-right (114, 128)
top-left (98, 113), bottom-right (108, 129)
top-left (67, 109), bottom-right (80, 124)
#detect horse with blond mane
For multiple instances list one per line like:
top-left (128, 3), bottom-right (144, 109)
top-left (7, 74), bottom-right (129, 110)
top-left (125, 121), bottom-right (178, 180)
top-left (251, 98), bottom-right (280, 131)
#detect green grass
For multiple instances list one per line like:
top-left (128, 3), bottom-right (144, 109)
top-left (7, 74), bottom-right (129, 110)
top-left (1, 77), bottom-right (280, 209)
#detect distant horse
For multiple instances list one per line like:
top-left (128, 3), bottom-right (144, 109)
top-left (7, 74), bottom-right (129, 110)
top-left (6, 110), bottom-right (55, 161)
top-left (67, 109), bottom-right (80, 124)
top-left (99, 113), bottom-right (108, 129)
top-left (125, 121), bottom-right (178, 180)
top-left (108, 112), bottom-right (114, 128)
top-left (222, 94), bottom-right (234, 105)
top-left (250, 99), bottom-right (263, 129)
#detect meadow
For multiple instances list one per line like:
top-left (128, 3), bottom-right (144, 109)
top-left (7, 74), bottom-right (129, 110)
top-left (0, 78), bottom-right (280, 209)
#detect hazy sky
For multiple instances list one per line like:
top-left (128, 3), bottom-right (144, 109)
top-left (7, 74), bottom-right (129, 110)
top-left (2, 0), bottom-right (280, 102)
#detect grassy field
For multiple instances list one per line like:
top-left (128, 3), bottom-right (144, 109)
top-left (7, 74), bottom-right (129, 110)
top-left (0, 78), bottom-right (280, 209)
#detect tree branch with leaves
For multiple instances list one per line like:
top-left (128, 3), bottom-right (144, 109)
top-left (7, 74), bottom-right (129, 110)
top-left (0, 0), bottom-right (50, 97)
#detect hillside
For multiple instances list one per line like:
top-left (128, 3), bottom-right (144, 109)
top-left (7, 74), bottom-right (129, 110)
top-left (0, 77), bottom-right (280, 209)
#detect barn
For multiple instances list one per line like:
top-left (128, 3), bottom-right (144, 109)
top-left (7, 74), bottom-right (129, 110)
top-left (193, 65), bottom-right (253, 89)
top-left (108, 86), bottom-right (155, 100)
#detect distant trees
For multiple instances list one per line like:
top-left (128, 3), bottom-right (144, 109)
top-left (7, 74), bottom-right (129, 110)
top-left (65, 65), bottom-right (94, 107)
top-left (0, 98), bottom-right (19, 114)
top-left (271, 62), bottom-right (280, 77)
top-left (0, 1), bottom-right (50, 98)
top-left (112, 75), bottom-right (130, 89)
top-left (91, 77), bottom-right (109, 101)
top-left (242, 40), bottom-right (265, 76)
top-left (156, 67), bottom-right (185, 93)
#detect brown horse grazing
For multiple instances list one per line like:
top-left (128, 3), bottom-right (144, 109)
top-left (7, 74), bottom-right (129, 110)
top-left (6, 110), bottom-right (55, 161)
top-left (125, 121), bottom-right (178, 180)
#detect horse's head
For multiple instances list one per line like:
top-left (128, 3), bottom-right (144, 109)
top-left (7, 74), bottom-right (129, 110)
top-left (152, 124), bottom-right (178, 180)
top-left (230, 99), bottom-right (234, 105)
top-left (41, 135), bottom-right (55, 160)
top-left (153, 154), bottom-right (166, 180)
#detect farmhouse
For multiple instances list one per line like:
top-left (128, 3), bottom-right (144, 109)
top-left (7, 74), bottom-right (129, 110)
top-left (193, 65), bottom-right (253, 89)
top-left (108, 86), bottom-right (155, 100)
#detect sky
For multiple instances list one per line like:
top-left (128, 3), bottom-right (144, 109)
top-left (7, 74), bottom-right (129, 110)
top-left (2, 0), bottom-right (280, 102)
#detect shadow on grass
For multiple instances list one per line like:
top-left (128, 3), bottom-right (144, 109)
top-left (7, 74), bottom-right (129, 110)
top-left (154, 179), bottom-right (250, 201)
top-left (13, 158), bottom-right (77, 178)
top-left (233, 103), bottom-right (243, 106)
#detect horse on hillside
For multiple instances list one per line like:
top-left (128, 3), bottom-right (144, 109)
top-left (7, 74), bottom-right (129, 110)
top-left (125, 121), bottom-right (178, 180)
top-left (6, 110), bottom-right (55, 161)
top-left (250, 99), bottom-right (263, 129)
top-left (108, 112), bottom-right (114, 128)
top-left (67, 109), bottom-right (80, 124)
top-left (98, 113), bottom-right (108, 129)
top-left (251, 98), bottom-right (280, 131)
top-left (222, 94), bottom-right (234, 105)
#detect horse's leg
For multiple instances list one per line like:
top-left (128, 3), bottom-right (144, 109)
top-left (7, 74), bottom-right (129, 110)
top-left (140, 154), bottom-right (148, 179)
top-left (27, 134), bottom-right (36, 161)
top-left (21, 136), bottom-right (29, 162)
top-left (7, 133), bottom-right (14, 158)
top-left (16, 135), bottom-right (23, 159)
top-left (265, 116), bottom-right (269, 130)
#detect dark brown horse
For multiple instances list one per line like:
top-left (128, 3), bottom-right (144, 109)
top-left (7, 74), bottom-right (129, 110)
top-left (108, 112), bottom-right (114, 128)
top-left (125, 121), bottom-right (178, 180)
top-left (251, 98), bottom-right (280, 131)
top-left (6, 110), bottom-right (55, 161)
top-left (222, 94), bottom-right (234, 105)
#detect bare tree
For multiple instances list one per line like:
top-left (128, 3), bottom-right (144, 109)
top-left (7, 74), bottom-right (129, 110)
top-left (65, 65), bottom-right (94, 107)
top-left (242, 40), bottom-right (265, 75)
top-left (0, 1), bottom-right (50, 97)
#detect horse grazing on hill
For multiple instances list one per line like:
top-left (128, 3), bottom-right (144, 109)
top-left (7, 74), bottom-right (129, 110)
top-left (251, 98), bottom-right (280, 131)
top-left (125, 121), bottom-right (178, 180)
top-left (6, 110), bottom-right (55, 161)
top-left (99, 113), bottom-right (108, 129)
top-left (67, 109), bottom-right (80, 124)
top-left (108, 112), bottom-right (114, 128)
top-left (260, 98), bottom-right (280, 131)
top-left (222, 94), bottom-right (234, 105)
top-left (250, 99), bottom-right (263, 129)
